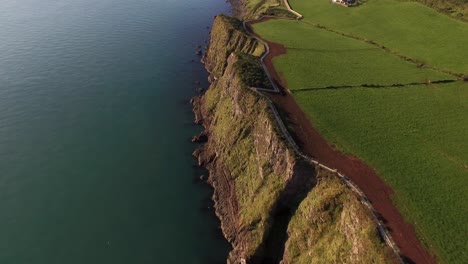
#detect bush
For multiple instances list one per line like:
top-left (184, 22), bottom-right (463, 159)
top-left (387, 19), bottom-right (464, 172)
top-left (234, 53), bottom-right (273, 89)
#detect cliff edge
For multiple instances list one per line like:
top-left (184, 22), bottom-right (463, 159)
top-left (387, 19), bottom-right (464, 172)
top-left (193, 14), bottom-right (395, 264)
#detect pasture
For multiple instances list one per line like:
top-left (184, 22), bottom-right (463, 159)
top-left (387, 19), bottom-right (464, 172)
top-left (288, 0), bottom-right (468, 74)
top-left (252, 19), bottom-right (453, 90)
top-left (292, 82), bottom-right (468, 263)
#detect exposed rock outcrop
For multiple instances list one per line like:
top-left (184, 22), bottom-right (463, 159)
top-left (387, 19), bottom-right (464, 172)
top-left (194, 52), bottom-right (298, 263)
top-left (203, 15), bottom-right (264, 80)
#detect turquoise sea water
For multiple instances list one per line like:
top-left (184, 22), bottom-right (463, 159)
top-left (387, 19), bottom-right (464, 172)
top-left (0, 0), bottom-right (231, 263)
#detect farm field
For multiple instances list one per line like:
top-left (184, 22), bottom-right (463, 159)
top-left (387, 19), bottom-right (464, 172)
top-left (251, 1), bottom-right (468, 263)
top-left (293, 83), bottom-right (468, 264)
top-left (252, 19), bottom-right (453, 90)
top-left (289, 0), bottom-right (468, 74)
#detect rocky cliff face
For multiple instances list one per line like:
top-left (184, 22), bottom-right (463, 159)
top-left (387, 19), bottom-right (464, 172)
top-left (194, 52), bottom-right (298, 263)
top-left (193, 14), bottom-right (393, 264)
top-left (195, 15), bottom-right (301, 263)
top-left (203, 15), bottom-right (264, 80)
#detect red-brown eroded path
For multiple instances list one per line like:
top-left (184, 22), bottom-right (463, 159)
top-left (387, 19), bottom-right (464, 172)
top-left (247, 18), bottom-right (437, 264)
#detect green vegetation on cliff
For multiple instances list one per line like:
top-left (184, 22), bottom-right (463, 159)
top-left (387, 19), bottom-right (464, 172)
top-left (203, 53), bottom-right (295, 259)
top-left (234, 53), bottom-right (273, 89)
top-left (204, 15), bottom-right (264, 78)
top-left (199, 13), bottom-right (395, 263)
top-left (284, 169), bottom-right (394, 264)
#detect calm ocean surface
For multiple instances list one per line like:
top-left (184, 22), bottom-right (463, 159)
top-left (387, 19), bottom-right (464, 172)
top-left (0, 0), bottom-right (231, 263)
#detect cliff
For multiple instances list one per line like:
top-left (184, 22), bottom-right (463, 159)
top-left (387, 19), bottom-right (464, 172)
top-left (203, 15), bottom-right (264, 80)
top-left (282, 168), bottom-right (395, 264)
top-left (193, 14), bottom-right (394, 264)
top-left (194, 51), bottom-right (300, 262)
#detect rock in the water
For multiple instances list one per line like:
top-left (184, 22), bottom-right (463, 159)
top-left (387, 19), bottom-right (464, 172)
top-left (192, 148), bottom-right (202, 158)
top-left (191, 132), bottom-right (208, 143)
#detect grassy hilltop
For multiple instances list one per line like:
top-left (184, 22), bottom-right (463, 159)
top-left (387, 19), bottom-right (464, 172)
top-left (252, 0), bottom-right (468, 263)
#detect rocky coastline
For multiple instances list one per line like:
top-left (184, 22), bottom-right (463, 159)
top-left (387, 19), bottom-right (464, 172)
top-left (191, 6), bottom-right (395, 264)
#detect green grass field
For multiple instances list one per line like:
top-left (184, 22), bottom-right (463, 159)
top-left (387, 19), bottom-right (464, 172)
top-left (253, 19), bottom-right (453, 90)
top-left (251, 1), bottom-right (468, 262)
top-left (289, 0), bottom-right (468, 74)
top-left (293, 83), bottom-right (468, 263)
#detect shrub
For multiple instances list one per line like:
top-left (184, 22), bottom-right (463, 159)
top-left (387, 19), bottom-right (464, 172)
top-left (234, 52), bottom-right (273, 89)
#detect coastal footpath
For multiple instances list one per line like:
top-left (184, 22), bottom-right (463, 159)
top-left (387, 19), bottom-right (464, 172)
top-left (193, 13), bottom-right (396, 264)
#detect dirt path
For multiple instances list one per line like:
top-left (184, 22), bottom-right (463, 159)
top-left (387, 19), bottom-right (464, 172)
top-left (247, 18), bottom-right (437, 264)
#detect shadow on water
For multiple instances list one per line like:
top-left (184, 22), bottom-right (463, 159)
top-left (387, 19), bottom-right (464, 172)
top-left (250, 160), bottom-right (317, 264)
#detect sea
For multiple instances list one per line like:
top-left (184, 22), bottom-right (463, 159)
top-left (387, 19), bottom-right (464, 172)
top-left (0, 0), bottom-right (231, 263)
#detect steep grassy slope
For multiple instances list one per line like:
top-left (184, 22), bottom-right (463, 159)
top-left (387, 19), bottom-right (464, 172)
top-left (283, 169), bottom-right (395, 264)
top-left (195, 14), bottom-right (395, 263)
top-left (197, 16), bottom-right (294, 262)
top-left (199, 54), bottom-right (295, 261)
top-left (204, 15), bottom-right (264, 79)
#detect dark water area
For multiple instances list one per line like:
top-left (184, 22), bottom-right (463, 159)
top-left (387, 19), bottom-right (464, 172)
top-left (0, 0), bottom-right (231, 263)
